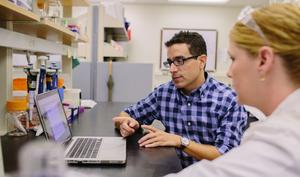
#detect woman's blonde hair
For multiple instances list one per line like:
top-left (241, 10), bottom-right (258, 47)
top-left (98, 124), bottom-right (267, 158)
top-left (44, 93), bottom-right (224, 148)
top-left (230, 3), bottom-right (300, 84)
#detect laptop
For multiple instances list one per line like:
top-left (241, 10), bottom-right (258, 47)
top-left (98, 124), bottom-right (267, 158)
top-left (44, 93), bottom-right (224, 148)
top-left (34, 89), bottom-right (126, 164)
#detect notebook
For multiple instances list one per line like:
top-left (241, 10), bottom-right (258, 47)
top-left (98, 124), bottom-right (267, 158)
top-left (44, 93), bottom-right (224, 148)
top-left (34, 89), bottom-right (126, 164)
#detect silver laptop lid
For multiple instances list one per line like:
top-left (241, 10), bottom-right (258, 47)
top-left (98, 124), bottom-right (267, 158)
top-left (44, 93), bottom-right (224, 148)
top-left (35, 89), bottom-right (72, 144)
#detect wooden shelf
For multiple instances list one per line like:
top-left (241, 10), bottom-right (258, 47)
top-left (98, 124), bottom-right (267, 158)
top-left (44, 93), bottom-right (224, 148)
top-left (0, 28), bottom-right (72, 55)
top-left (104, 14), bottom-right (128, 41)
top-left (0, 1), bottom-right (89, 45)
top-left (77, 34), bottom-right (88, 43)
top-left (43, 19), bottom-right (88, 44)
top-left (0, 0), bottom-right (90, 135)
top-left (103, 42), bottom-right (126, 58)
top-left (42, 19), bottom-right (75, 37)
top-left (0, 0), bottom-right (40, 21)
top-left (60, 0), bottom-right (89, 6)
top-left (12, 19), bottom-right (88, 45)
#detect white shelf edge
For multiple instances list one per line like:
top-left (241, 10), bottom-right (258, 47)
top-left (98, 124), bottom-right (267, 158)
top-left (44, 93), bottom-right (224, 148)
top-left (0, 28), bottom-right (72, 55)
top-left (104, 13), bottom-right (124, 28)
top-left (103, 42), bottom-right (126, 57)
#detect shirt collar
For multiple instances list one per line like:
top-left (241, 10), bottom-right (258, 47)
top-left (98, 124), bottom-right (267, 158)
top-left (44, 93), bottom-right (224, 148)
top-left (178, 72), bottom-right (211, 97)
top-left (271, 88), bottom-right (300, 117)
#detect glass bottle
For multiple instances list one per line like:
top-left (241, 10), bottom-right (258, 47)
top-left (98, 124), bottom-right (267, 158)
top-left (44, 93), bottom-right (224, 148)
top-left (37, 0), bottom-right (48, 18)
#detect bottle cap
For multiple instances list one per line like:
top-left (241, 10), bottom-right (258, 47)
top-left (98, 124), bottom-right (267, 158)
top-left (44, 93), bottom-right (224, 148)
top-left (13, 78), bottom-right (27, 91)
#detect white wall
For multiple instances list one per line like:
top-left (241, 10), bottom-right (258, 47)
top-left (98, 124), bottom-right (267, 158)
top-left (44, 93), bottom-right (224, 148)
top-left (124, 4), bottom-right (243, 87)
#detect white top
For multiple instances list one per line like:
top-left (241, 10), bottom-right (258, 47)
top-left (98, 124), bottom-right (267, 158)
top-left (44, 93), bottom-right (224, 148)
top-left (244, 105), bottom-right (266, 121)
top-left (165, 89), bottom-right (300, 177)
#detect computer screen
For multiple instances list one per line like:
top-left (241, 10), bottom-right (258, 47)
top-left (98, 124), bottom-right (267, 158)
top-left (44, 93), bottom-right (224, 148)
top-left (35, 90), bottom-right (72, 144)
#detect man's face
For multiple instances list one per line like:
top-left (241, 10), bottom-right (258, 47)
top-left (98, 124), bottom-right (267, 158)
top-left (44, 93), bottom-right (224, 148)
top-left (167, 43), bottom-right (205, 94)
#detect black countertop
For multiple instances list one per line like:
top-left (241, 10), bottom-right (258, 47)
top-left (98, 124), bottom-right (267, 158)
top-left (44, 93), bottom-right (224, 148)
top-left (1, 102), bottom-right (182, 177)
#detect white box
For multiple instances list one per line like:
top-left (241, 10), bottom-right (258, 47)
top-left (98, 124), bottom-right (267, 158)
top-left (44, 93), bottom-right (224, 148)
top-left (63, 88), bottom-right (81, 106)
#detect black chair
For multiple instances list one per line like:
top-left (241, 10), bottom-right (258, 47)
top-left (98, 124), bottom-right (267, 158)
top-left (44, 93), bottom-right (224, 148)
top-left (245, 112), bottom-right (259, 130)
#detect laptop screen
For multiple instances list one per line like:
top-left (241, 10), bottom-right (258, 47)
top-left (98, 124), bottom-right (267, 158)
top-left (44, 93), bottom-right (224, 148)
top-left (35, 90), bottom-right (72, 144)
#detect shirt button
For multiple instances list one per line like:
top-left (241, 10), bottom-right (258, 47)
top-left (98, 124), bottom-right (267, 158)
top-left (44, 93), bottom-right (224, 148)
top-left (187, 102), bottom-right (191, 106)
top-left (187, 122), bottom-right (192, 126)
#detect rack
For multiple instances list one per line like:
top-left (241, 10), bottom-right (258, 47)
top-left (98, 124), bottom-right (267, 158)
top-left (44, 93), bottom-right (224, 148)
top-left (60, 0), bottom-right (89, 6)
top-left (0, 0), bottom-right (39, 21)
top-left (99, 5), bottom-right (129, 61)
top-left (0, 0), bottom-right (89, 135)
top-left (104, 13), bottom-right (129, 41)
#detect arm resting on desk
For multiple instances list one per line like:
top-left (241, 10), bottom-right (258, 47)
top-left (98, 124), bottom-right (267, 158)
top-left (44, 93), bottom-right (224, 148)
top-left (182, 141), bottom-right (221, 161)
top-left (139, 125), bottom-right (221, 161)
top-left (113, 112), bottom-right (140, 137)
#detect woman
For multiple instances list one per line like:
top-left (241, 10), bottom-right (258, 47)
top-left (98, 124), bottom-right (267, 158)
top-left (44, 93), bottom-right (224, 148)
top-left (165, 3), bottom-right (300, 177)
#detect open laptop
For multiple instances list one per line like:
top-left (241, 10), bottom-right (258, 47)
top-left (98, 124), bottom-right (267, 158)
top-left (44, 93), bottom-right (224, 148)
top-left (34, 89), bottom-right (126, 164)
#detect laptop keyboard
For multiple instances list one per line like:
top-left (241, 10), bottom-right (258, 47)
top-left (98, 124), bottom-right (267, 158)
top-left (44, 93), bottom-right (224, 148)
top-left (66, 137), bottom-right (102, 159)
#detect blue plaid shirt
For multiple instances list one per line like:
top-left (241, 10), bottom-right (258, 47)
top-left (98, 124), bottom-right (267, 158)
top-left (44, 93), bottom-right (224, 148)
top-left (124, 73), bottom-right (247, 168)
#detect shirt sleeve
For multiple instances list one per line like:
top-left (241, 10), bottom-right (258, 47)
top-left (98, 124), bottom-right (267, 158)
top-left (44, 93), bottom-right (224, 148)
top-left (124, 88), bottom-right (161, 125)
top-left (214, 96), bottom-right (248, 154)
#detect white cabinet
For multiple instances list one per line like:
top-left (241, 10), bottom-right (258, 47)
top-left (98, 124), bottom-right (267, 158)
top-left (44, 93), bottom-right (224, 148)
top-left (98, 4), bottom-right (129, 61)
top-left (104, 13), bottom-right (129, 41)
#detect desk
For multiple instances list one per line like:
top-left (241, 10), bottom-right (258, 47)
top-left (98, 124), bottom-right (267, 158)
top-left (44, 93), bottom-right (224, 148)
top-left (1, 102), bottom-right (182, 177)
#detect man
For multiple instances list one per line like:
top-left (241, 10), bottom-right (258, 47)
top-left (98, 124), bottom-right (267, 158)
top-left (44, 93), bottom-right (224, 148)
top-left (113, 31), bottom-right (247, 168)
top-left (165, 4), bottom-right (300, 177)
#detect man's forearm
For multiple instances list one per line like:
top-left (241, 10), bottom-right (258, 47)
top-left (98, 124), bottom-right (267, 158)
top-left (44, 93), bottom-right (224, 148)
top-left (119, 111), bottom-right (130, 117)
top-left (183, 141), bottom-right (221, 161)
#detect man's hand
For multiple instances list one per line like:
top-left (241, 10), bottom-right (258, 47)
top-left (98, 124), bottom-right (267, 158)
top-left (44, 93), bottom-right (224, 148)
top-left (138, 125), bottom-right (181, 148)
top-left (113, 116), bottom-right (140, 137)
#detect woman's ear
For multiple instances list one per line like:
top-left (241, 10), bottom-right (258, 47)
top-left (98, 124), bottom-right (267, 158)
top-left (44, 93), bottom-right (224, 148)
top-left (257, 46), bottom-right (275, 75)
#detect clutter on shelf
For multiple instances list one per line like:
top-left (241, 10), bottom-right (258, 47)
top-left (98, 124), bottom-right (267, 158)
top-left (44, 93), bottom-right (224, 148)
top-left (9, 0), bottom-right (33, 11)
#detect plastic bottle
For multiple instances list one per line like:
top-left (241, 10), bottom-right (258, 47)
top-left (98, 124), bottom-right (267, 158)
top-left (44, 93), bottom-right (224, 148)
top-left (6, 98), bottom-right (28, 136)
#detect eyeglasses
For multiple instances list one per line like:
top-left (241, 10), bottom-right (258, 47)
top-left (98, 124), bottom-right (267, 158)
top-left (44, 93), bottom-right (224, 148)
top-left (163, 55), bottom-right (199, 68)
top-left (238, 6), bottom-right (269, 45)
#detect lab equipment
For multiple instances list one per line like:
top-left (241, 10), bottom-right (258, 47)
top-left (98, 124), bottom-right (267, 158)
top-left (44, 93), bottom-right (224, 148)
top-left (23, 53), bottom-right (38, 123)
top-left (6, 98), bottom-right (28, 136)
top-left (37, 0), bottom-right (48, 17)
top-left (37, 56), bottom-right (48, 94)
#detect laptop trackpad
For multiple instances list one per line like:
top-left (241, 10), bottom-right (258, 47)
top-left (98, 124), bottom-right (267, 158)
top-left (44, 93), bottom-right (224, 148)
top-left (99, 137), bottom-right (126, 164)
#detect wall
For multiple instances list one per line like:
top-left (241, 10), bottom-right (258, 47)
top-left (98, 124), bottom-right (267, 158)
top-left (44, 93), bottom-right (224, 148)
top-left (96, 62), bottom-right (153, 102)
top-left (123, 4), bottom-right (243, 87)
top-left (72, 62), bottom-right (92, 99)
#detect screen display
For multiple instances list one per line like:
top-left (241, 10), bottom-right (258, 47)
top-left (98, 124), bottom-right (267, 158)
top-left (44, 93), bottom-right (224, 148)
top-left (35, 90), bottom-right (72, 144)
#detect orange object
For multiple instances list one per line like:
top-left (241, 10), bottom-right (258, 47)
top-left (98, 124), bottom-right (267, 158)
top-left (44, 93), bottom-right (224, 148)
top-left (58, 78), bottom-right (64, 88)
top-left (13, 78), bottom-right (27, 91)
top-left (6, 98), bottom-right (28, 112)
top-left (127, 27), bottom-right (131, 40)
top-left (37, 0), bottom-right (45, 9)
